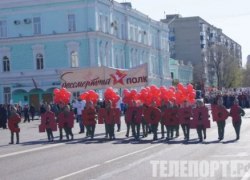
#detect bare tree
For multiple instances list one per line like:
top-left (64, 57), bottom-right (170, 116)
top-left (207, 44), bottom-right (242, 89)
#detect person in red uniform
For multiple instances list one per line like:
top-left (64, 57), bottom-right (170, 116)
top-left (191, 100), bottom-right (210, 142)
top-left (211, 97), bottom-right (229, 141)
top-left (179, 100), bottom-right (192, 141)
top-left (58, 105), bottom-right (74, 141)
top-left (144, 101), bottom-right (161, 141)
top-left (8, 106), bottom-right (21, 144)
top-left (40, 105), bottom-right (57, 142)
top-left (230, 99), bottom-right (245, 140)
top-left (105, 100), bottom-right (116, 140)
top-left (82, 101), bottom-right (97, 139)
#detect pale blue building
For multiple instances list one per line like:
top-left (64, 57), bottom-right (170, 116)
top-left (0, 0), bottom-right (171, 109)
top-left (169, 58), bottom-right (193, 85)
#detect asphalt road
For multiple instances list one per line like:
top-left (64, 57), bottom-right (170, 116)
top-left (0, 109), bottom-right (250, 180)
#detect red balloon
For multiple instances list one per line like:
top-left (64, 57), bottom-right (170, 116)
top-left (53, 88), bottom-right (60, 95)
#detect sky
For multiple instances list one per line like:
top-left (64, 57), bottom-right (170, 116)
top-left (117, 0), bottom-right (250, 66)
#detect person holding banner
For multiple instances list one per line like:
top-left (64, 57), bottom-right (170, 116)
top-left (8, 106), bottom-right (21, 144)
top-left (57, 103), bottom-right (65, 141)
top-left (40, 105), bottom-right (57, 142)
top-left (82, 101), bottom-right (96, 139)
top-left (144, 101), bottom-right (161, 141)
top-left (105, 100), bottom-right (116, 140)
top-left (141, 104), bottom-right (150, 138)
top-left (160, 100), bottom-right (167, 139)
top-left (163, 101), bottom-right (179, 141)
top-left (179, 100), bottom-right (192, 141)
top-left (191, 100), bottom-right (210, 142)
top-left (61, 105), bottom-right (74, 140)
top-left (125, 101), bottom-right (136, 138)
top-left (230, 99), bottom-right (245, 140)
top-left (211, 97), bottom-right (229, 141)
top-left (125, 101), bottom-right (142, 140)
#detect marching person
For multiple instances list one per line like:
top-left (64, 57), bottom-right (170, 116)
top-left (43, 105), bottom-right (56, 142)
top-left (230, 99), bottom-right (245, 140)
top-left (193, 100), bottom-right (209, 142)
top-left (60, 105), bottom-right (74, 141)
top-left (57, 103), bottom-right (65, 141)
top-left (164, 101), bottom-right (179, 141)
top-left (179, 100), bottom-right (192, 141)
top-left (160, 100), bottom-right (167, 139)
top-left (105, 100), bottom-right (116, 140)
top-left (8, 106), bottom-right (21, 144)
top-left (144, 101), bottom-right (161, 141)
top-left (141, 104), bottom-right (149, 138)
top-left (125, 101), bottom-right (136, 138)
top-left (83, 101), bottom-right (96, 139)
top-left (212, 97), bottom-right (229, 141)
top-left (131, 103), bottom-right (142, 141)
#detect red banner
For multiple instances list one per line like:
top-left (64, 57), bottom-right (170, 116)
top-left (82, 108), bottom-right (97, 126)
top-left (178, 107), bottom-right (192, 125)
top-left (162, 108), bottom-right (179, 126)
top-left (144, 107), bottom-right (161, 125)
top-left (57, 112), bottom-right (74, 128)
top-left (125, 107), bottom-right (143, 124)
top-left (190, 107), bottom-right (210, 129)
top-left (39, 111), bottom-right (57, 132)
top-left (97, 108), bottom-right (121, 124)
top-left (211, 105), bottom-right (229, 122)
top-left (8, 114), bottom-right (21, 133)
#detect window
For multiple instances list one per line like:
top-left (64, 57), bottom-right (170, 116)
top-left (71, 51), bottom-right (79, 68)
top-left (104, 16), bottom-right (108, 33)
top-left (68, 14), bottom-right (76, 32)
top-left (0, 20), bottom-right (7, 38)
top-left (4, 87), bottom-right (11, 104)
top-left (171, 72), bottom-right (174, 79)
top-left (99, 14), bottom-right (103, 31)
top-left (105, 42), bottom-right (110, 66)
top-left (36, 54), bottom-right (44, 70)
top-left (3, 56), bottom-right (10, 72)
top-left (33, 17), bottom-right (41, 35)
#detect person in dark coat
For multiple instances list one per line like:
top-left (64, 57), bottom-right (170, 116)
top-left (29, 104), bottom-right (36, 120)
top-left (23, 104), bottom-right (30, 123)
top-left (230, 99), bottom-right (245, 140)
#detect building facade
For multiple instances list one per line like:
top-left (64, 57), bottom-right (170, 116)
top-left (0, 0), bottom-right (171, 109)
top-left (169, 58), bottom-right (193, 85)
top-left (161, 14), bottom-right (242, 89)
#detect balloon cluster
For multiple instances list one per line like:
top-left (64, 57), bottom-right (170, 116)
top-left (53, 88), bottom-right (72, 104)
top-left (80, 90), bottom-right (99, 104)
top-left (104, 87), bottom-right (120, 108)
top-left (122, 83), bottom-right (196, 107)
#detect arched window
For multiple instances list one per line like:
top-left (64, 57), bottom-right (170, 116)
top-left (105, 42), bottom-right (109, 66)
top-left (71, 51), bottom-right (79, 68)
top-left (36, 54), bottom-right (44, 70)
top-left (3, 56), bottom-right (10, 72)
top-left (98, 41), bottom-right (103, 66)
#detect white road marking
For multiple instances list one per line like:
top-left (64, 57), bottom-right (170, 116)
top-left (0, 143), bottom-right (64, 159)
top-left (210, 152), bottom-right (248, 158)
top-left (53, 143), bottom-right (162, 180)
top-left (53, 164), bottom-right (101, 180)
top-left (0, 130), bottom-right (127, 159)
top-left (104, 143), bottom-right (162, 164)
